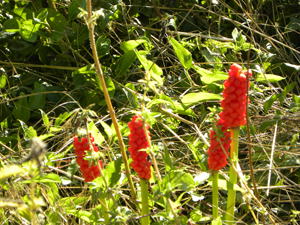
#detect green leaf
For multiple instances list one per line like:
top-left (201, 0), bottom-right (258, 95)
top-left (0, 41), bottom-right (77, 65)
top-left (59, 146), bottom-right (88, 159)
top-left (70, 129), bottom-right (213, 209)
top-left (104, 157), bottom-right (122, 187)
top-left (172, 102), bottom-right (196, 117)
top-left (0, 75), bottom-right (7, 88)
top-left (12, 92), bottom-right (30, 122)
top-left (88, 121), bottom-right (104, 146)
top-left (68, 0), bottom-right (87, 21)
top-left (169, 37), bottom-right (192, 70)
top-left (232, 28), bottom-right (246, 47)
top-left (23, 174), bottom-right (61, 183)
top-left (99, 120), bottom-right (112, 137)
top-left (181, 92), bottom-right (222, 107)
top-left (58, 196), bottom-right (89, 209)
top-left (120, 39), bottom-right (147, 52)
top-left (65, 210), bottom-right (92, 223)
top-left (147, 99), bottom-right (174, 108)
top-left (39, 109), bottom-right (49, 130)
top-left (55, 110), bottom-right (76, 127)
top-left (264, 95), bottom-right (277, 113)
top-left (283, 81), bottom-right (295, 96)
top-left (256, 74), bottom-right (285, 83)
top-left (163, 145), bottom-right (173, 172)
top-left (135, 50), bottom-right (164, 86)
top-left (212, 216), bottom-right (222, 225)
top-left (164, 170), bottom-right (195, 192)
top-left (123, 83), bottom-right (138, 108)
top-left (98, 77), bottom-right (115, 98)
top-left (28, 82), bottom-right (46, 109)
top-left (259, 120), bottom-right (278, 133)
top-left (115, 51), bottom-right (136, 77)
top-left (19, 121), bottom-right (37, 140)
top-left (66, 159), bottom-right (80, 180)
top-left (96, 35), bottom-right (111, 58)
top-left (285, 17), bottom-right (300, 32)
top-left (193, 65), bottom-right (228, 84)
top-left (46, 9), bottom-right (67, 42)
top-left (3, 18), bottom-right (20, 33)
top-left (20, 20), bottom-right (40, 42)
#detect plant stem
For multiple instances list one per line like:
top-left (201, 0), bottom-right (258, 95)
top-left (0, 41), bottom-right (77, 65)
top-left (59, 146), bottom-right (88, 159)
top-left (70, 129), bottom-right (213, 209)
top-left (225, 127), bottom-right (240, 224)
top-left (86, 0), bottom-right (138, 205)
top-left (99, 198), bottom-right (110, 224)
top-left (212, 171), bottom-right (219, 219)
top-left (140, 179), bottom-right (150, 225)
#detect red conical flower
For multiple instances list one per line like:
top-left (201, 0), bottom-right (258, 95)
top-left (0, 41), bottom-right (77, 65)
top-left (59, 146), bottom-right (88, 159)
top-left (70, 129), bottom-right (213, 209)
top-left (207, 119), bottom-right (231, 171)
top-left (73, 134), bottom-right (103, 182)
top-left (220, 63), bottom-right (252, 128)
top-left (128, 115), bottom-right (151, 180)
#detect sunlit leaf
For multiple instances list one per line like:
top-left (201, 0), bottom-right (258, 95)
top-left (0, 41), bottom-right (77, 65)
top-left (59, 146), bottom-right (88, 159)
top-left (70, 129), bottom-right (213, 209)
top-left (181, 92), bottom-right (222, 107)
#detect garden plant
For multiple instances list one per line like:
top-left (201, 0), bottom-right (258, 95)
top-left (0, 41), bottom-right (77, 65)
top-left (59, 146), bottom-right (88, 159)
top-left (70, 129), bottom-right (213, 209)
top-left (1, 0), bottom-right (300, 224)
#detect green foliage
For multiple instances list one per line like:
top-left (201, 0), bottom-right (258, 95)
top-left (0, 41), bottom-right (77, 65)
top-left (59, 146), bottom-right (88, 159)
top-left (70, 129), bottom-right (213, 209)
top-left (1, 0), bottom-right (299, 224)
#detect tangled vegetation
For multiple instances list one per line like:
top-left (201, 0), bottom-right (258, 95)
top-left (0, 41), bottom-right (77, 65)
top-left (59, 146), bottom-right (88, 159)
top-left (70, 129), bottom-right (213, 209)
top-left (1, 0), bottom-right (300, 224)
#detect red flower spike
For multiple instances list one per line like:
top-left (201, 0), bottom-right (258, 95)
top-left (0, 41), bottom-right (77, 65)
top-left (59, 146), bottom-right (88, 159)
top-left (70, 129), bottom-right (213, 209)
top-left (73, 134), bottom-right (104, 182)
top-left (220, 63), bottom-right (252, 128)
top-left (207, 120), bottom-right (231, 171)
top-left (128, 115), bottom-right (152, 180)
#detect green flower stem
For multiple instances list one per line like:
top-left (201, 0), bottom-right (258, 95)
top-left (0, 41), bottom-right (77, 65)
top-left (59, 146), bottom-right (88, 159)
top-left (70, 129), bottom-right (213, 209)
top-left (225, 127), bottom-right (240, 224)
top-left (99, 198), bottom-right (109, 224)
top-left (140, 179), bottom-right (150, 225)
top-left (212, 171), bottom-right (219, 219)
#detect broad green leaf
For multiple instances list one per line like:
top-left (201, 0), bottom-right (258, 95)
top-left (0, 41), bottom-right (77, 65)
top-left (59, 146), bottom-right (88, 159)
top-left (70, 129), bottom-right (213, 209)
top-left (98, 77), bottom-right (115, 98)
top-left (212, 217), bottom-right (222, 225)
top-left (0, 166), bottom-right (27, 181)
top-left (68, 0), bottom-right (87, 21)
top-left (259, 120), bottom-right (278, 133)
top-left (104, 157), bottom-right (122, 187)
top-left (164, 170), bottom-right (195, 192)
top-left (58, 196), bottom-right (89, 209)
top-left (169, 37), bottom-right (192, 70)
top-left (88, 121), bottom-right (104, 146)
top-left (55, 110), bottom-right (76, 127)
top-left (120, 39), bottom-right (147, 52)
top-left (28, 82), bottom-right (46, 109)
top-left (190, 209), bottom-right (203, 222)
top-left (264, 95), bottom-right (277, 113)
top-left (193, 65), bottom-right (228, 84)
top-left (256, 74), bottom-right (285, 83)
top-left (47, 9), bottom-right (67, 42)
top-left (23, 174), bottom-right (61, 184)
top-left (0, 75), bottom-right (6, 88)
top-left (123, 83), bottom-right (138, 108)
top-left (34, 174), bottom-right (61, 183)
top-left (3, 18), bottom-right (20, 33)
top-left (12, 92), bottom-right (30, 122)
top-left (285, 17), bottom-right (300, 32)
top-left (96, 35), bottom-right (111, 58)
top-left (232, 28), bottom-right (246, 47)
top-left (181, 92), bottom-right (222, 107)
top-left (19, 121), bottom-right (37, 140)
top-left (99, 120), bottom-right (112, 137)
top-left (172, 102), bottom-right (196, 117)
top-left (115, 51), bottom-right (136, 77)
top-left (283, 81), bottom-right (296, 96)
top-left (135, 50), bottom-right (164, 86)
top-left (20, 20), bottom-right (40, 42)
top-left (39, 109), bottom-right (49, 130)
top-left (65, 210), bottom-right (92, 223)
